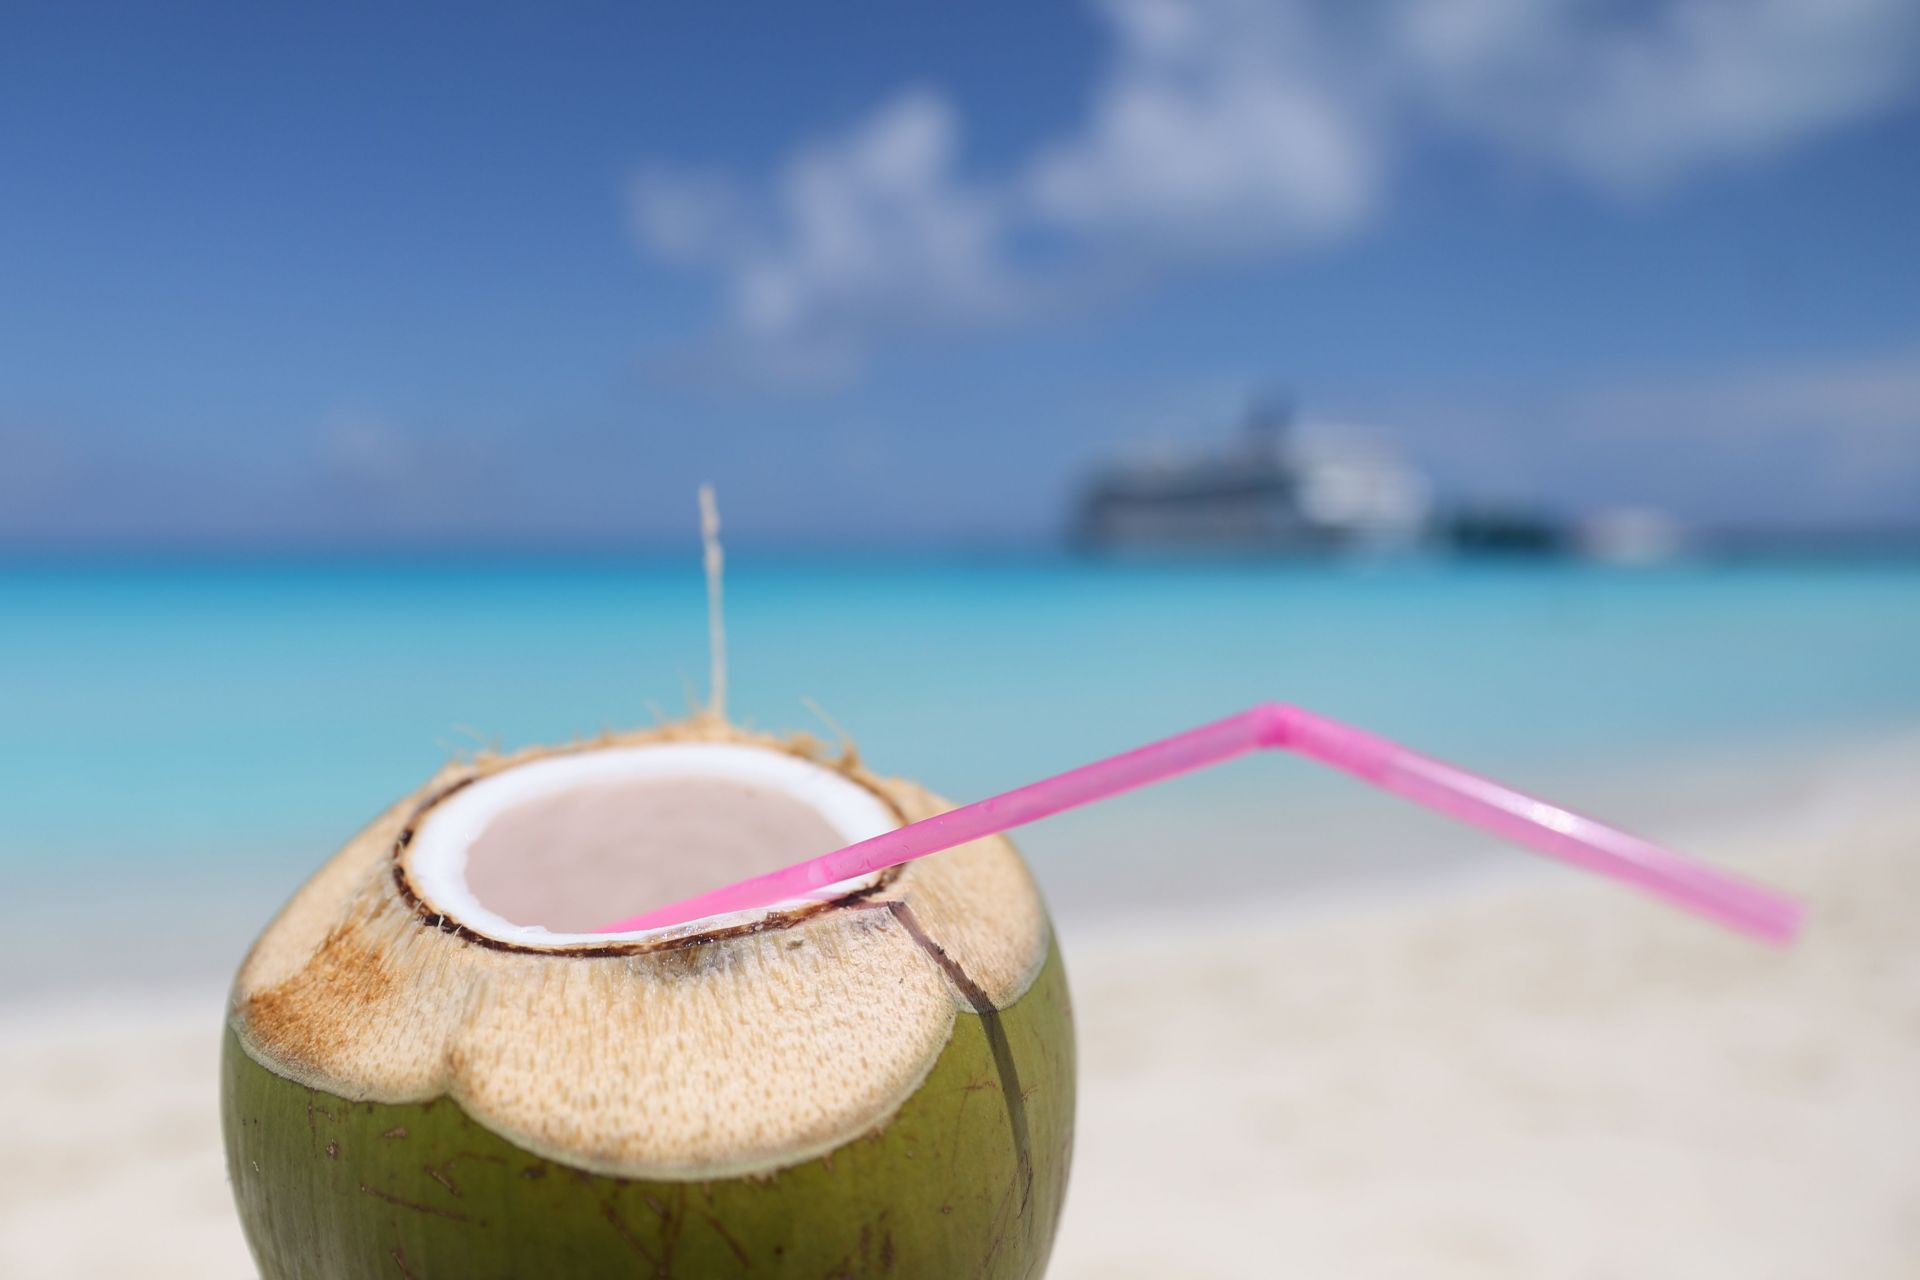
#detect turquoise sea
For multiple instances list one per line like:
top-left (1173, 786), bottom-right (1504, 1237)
top-left (3, 555), bottom-right (1918, 989)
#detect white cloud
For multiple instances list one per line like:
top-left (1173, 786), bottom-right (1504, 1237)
top-left (0, 424), bottom-right (75, 528)
top-left (635, 0), bottom-right (1920, 382)
top-left (635, 92), bottom-right (1016, 383)
top-left (1570, 346), bottom-right (1920, 514)
top-left (1026, 0), bottom-right (1381, 252)
top-left (318, 411), bottom-right (417, 492)
top-left (1363, 345), bottom-right (1920, 527)
top-left (1394, 0), bottom-right (1920, 192)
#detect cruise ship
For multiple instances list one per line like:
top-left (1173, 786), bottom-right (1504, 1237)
top-left (1074, 401), bottom-right (1434, 554)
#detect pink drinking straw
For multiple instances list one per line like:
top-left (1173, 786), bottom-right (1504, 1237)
top-left (600, 703), bottom-right (1803, 944)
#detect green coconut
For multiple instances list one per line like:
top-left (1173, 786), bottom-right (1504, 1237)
top-left (222, 719), bottom-right (1075, 1278)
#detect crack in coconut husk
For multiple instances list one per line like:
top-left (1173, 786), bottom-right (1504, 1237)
top-left (230, 717), bottom-right (1051, 1182)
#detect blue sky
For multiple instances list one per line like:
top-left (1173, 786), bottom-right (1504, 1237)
top-left (3, 0), bottom-right (1918, 548)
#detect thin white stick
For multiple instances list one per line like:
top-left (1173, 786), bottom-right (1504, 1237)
top-left (698, 483), bottom-right (727, 722)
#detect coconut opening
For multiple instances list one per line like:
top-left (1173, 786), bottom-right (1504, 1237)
top-left (404, 742), bottom-right (900, 946)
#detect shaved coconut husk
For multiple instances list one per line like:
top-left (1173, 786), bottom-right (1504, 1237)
top-left (223, 718), bottom-right (1075, 1278)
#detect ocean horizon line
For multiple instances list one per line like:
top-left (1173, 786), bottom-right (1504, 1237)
top-left (5, 524), bottom-right (1920, 570)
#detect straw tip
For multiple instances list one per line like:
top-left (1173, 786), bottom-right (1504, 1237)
top-left (1754, 896), bottom-right (1808, 948)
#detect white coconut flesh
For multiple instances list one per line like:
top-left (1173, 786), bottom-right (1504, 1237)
top-left (231, 726), bottom-right (1053, 1180)
top-left (408, 742), bottom-right (900, 945)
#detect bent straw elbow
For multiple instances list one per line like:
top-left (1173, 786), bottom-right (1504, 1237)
top-left (1248, 701), bottom-right (1300, 748)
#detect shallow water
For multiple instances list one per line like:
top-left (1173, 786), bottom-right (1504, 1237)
top-left (3, 555), bottom-right (1916, 902)
top-left (6, 555), bottom-right (1918, 842)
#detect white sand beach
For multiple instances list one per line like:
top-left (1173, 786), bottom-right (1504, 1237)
top-left (2, 740), bottom-right (1916, 1279)
top-left (1050, 755), bottom-right (1920, 1278)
